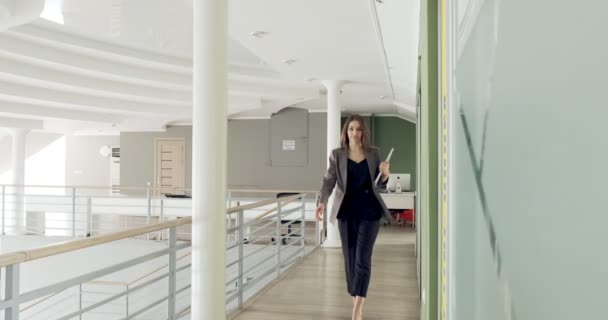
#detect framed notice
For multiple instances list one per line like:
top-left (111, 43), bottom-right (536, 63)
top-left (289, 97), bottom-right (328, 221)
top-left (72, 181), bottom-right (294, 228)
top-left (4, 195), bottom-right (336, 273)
top-left (270, 108), bottom-right (308, 167)
top-left (282, 139), bottom-right (296, 151)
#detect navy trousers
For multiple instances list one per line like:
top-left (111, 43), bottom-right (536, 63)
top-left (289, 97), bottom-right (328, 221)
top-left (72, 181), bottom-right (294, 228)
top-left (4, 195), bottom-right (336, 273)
top-left (337, 218), bottom-right (380, 298)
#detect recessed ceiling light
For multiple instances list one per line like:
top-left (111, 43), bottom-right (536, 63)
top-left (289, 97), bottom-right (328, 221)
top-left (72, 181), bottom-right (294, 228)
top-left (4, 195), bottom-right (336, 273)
top-left (250, 31), bottom-right (268, 38)
top-left (307, 77), bottom-right (317, 82)
top-left (282, 59), bottom-right (297, 65)
top-left (379, 95), bottom-right (386, 100)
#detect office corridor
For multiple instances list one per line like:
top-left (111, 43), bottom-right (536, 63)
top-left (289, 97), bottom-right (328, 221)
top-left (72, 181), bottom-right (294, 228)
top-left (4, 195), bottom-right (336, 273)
top-left (232, 225), bottom-right (420, 320)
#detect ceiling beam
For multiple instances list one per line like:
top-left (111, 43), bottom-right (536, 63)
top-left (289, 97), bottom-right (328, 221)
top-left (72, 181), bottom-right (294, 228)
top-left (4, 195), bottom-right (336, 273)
top-left (11, 22), bottom-right (282, 79)
top-left (11, 22), bottom-right (192, 71)
top-left (229, 95), bottom-right (262, 112)
top-left (0, 57), bottom-right (191, 102)
top-left (0, 0), bottom-right (44, 31)
top-left (228, 63), bottom-right (279, 78)
top-left (0, 36), bottom-right (317, 103)
top-left (0, 34), bottom-right (191, 88)
top-left (0, 53), bottom-right (309, 104)
top-left (0, 116), bottom-right (43, 129)
top-left (0, 101), bottom-right (124, 123)
top-left (0, 80), bottom-right (189, 114)
top-left (229, 80), bottom-right (319, 100)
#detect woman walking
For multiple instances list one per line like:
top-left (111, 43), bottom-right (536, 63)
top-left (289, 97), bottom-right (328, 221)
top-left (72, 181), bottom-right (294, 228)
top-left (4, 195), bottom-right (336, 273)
top-left (315, 114), bottom-right (392, 320)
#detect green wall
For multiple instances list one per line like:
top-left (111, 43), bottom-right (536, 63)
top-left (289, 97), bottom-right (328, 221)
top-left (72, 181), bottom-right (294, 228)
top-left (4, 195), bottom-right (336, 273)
top-left (419, 0), bottom-right (439, 320)
top-left (341, 115), bottom-right (417, 190)
top-left (372, 117), bottom-right (417, 190)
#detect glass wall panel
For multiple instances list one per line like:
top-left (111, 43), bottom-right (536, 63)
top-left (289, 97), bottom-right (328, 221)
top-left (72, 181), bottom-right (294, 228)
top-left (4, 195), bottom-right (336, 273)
top-left (452, 1), bottom-right (608, 319)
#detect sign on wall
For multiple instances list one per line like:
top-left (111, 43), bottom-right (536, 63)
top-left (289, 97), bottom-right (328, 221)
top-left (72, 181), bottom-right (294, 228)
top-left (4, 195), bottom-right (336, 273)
top-left (282, 139), bottom-right (296, 151)
top-left (270, 108), bottom-right (308, 167)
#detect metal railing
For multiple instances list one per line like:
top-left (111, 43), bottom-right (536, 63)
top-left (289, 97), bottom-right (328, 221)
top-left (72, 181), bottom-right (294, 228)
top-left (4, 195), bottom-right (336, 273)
top-left (0, 217), bottom-right (191, 320)
top-left (224, 194), bottom-right (318, 313)
top-left (0, 185), bottom-right (321, 240)
top-left (0, 187), bottom-right (322, 319)
top-left (0, 184), bottom-right (194, 238)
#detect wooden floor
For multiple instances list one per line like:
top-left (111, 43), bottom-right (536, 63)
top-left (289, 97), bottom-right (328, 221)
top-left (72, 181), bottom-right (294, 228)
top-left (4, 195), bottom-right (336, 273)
top-left (232, 225), bottom-right (420, 320)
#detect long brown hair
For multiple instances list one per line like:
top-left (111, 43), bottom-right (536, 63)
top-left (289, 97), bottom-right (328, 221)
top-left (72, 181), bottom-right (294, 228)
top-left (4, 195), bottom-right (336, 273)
top-left (340, 115), bottom-right (371, 150)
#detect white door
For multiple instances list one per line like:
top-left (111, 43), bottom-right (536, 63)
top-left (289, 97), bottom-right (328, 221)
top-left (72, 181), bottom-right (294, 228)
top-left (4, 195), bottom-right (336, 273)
top-left (154, 139), bottom-right (186, 196)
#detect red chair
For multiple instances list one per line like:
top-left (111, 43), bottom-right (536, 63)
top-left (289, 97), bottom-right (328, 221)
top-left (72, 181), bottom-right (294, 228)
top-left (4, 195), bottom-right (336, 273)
top-left (392, 209), bottom-right (415, 227)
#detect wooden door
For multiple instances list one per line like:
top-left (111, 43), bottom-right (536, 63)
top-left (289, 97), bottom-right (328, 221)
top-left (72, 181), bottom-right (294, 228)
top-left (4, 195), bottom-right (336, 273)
top-left (154, 139), bottom-right (186, 196)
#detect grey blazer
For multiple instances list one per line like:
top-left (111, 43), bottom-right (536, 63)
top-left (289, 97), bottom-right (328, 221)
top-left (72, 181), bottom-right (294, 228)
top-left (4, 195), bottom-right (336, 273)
top-left (318, 146), bottom-right (392, 223)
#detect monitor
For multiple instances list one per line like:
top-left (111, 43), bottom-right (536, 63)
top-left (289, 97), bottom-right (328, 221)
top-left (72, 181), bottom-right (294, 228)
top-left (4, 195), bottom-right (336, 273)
top-left (386, 173), bottom-right (411, 192)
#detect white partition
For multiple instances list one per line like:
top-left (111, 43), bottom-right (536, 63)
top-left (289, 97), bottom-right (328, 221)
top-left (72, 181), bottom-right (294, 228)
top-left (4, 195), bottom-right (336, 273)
top-left (451, 1), bottom-right (608, 319)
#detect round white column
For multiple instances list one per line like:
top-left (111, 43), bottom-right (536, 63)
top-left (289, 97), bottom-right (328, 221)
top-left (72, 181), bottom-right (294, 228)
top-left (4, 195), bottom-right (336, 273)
top-left (321, 80), bottom-right (345, 248)
top-left (192, 0), bottom-right (228, 319)
top-left (10, 128), bottom-right (28, 234)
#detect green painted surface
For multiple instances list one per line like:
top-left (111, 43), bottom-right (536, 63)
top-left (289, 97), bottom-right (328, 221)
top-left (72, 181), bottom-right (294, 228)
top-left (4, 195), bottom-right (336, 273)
top-left (372, 117), bottom-right (417, 190)
top-left (419, 0), bottom-right (439, 320)
top-left (340, 115), bottom-right (416, 190)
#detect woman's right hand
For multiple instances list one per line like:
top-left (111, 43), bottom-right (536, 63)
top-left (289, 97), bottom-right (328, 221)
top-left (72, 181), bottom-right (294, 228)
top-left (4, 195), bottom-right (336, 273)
top-left (315, 203), bottom-right (326, 221)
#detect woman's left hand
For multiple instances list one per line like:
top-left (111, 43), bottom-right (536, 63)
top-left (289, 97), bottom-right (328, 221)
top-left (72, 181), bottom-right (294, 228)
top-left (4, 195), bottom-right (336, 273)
top-left (379, 161), bottom-right (390, 179)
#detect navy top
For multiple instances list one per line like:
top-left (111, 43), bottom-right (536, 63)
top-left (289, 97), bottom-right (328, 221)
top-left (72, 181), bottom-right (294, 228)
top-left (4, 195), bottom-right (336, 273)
top-left (337, 159), bottom-right (382, 221)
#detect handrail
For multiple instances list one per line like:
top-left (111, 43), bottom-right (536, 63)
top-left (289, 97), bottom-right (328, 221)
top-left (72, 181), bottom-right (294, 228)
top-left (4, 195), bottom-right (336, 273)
top-left (19, 288), bottom-right (68, 313)
top-left (254, 206), bottom-right (278, 220)
top-left (84, 252), bottom-right (192, 287)
top-left (85, 280), bottom-right (129, 286)
top-left (16, 256), bottom-right (194, 317)
top-left (252, 195), bottom-right (304, 221)
top-left (225, 193), bottom-right (303, 215)
top-left (0, 188), bottom-right (319, 319)
top-left (128, 252), bottom-right (191, 286)
top-left (0, 184), bottom-right (319, 194)
top-left (0, 184), bottom-right (191, 192)
top-left (176, 306), bottom-right (191, 319)
top-left (229, 189), bottom-right (317, 194)
top-left (0, 193), bottom-right (305, 267)
top-left (0, 217), bottom-right (192, 267)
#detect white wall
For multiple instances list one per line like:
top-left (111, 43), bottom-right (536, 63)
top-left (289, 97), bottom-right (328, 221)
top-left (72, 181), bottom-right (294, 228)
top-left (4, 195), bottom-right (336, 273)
top-left (0, 132), bottom-right (118, 187)
top-left (0, 131), bottom-right (65, 185)
top-left (65, 135), bottom-right (120, 187)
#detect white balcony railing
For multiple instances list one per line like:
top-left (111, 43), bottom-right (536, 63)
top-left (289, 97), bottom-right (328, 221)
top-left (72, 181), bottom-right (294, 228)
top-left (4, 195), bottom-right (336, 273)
top-left (0, 185), bottom-right (322, 319)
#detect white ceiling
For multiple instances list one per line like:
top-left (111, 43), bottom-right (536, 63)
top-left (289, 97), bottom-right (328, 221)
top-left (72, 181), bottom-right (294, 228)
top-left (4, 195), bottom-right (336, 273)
top-left (376, 0), bottom-right (420, 106)
top-left (0, 0), bottom-right (420, 134)
top-left (230, 0), bottom-right (387, 83)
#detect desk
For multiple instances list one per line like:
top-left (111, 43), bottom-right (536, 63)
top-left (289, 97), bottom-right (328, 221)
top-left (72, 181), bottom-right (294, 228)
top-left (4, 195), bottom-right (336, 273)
top-left (380, 192), bottom-right (415, 210)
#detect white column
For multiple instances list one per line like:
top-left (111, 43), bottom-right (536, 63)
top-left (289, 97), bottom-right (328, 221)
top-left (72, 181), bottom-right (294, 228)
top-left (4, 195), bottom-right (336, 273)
top-left (10, 128), bottom-right (28, 234)
top-left (321, 80), bottom-right (345, 248)
top-left (191, 0), bottom-right (227, 319)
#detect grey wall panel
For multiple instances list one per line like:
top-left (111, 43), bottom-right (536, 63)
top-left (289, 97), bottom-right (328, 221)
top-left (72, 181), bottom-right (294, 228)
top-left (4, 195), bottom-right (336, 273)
top-left (120, 126), bottom-right (192, 192)
top-left (227, 112), bottom-right (326, 190)
top-left (269, 108), bottom-right (309, 167)
top-left (119, 113), bottom-right (412, 193)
